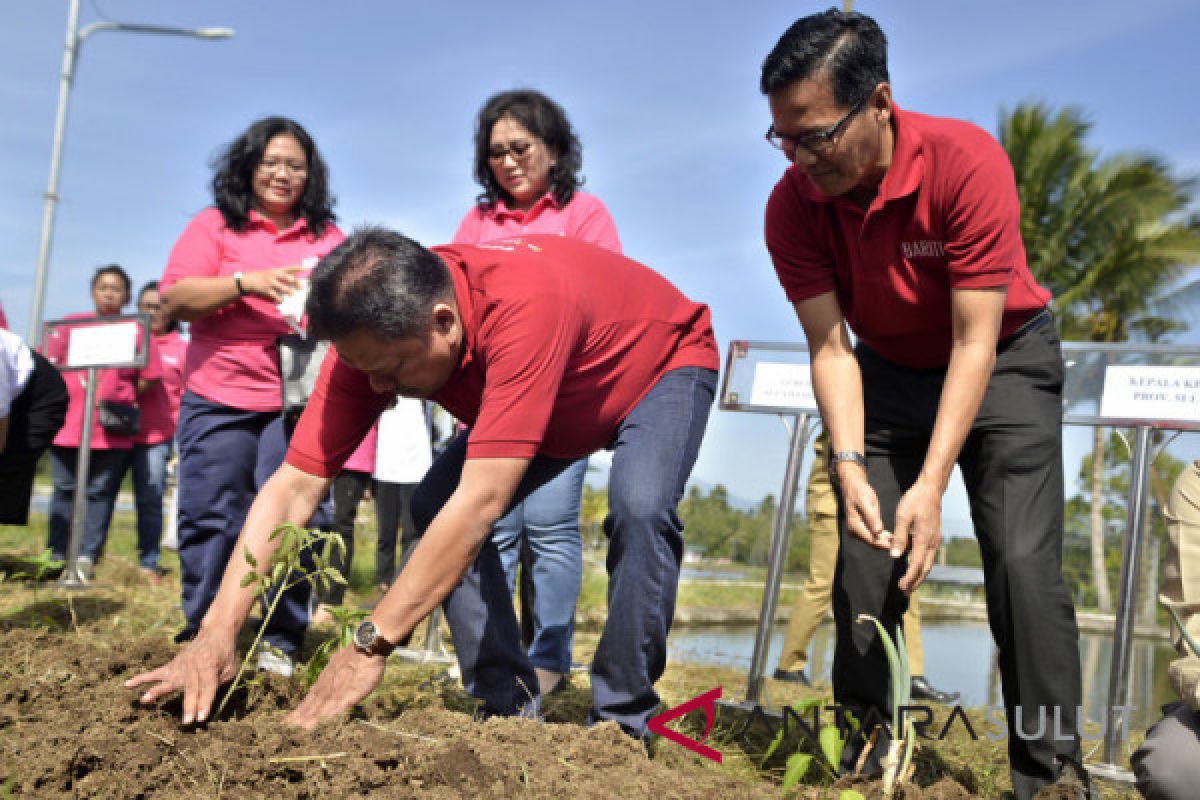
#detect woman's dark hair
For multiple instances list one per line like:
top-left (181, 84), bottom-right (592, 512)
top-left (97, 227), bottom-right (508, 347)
top-left (138, 280), bottom-right (179, 333)
top-left (760, 8), bottom-right (889, 107)
top-left (92, 264), bottom-right (132, 301)
top-left (472, 89), bottom-right (584, 209)
top-left (210, 116), bottom-right (336, 236)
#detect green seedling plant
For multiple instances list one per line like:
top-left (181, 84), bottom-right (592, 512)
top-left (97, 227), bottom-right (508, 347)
top-left (761, 697), bottom-right (859, 799)
top-left (16, 550), bottom-right (64, 604)
top-left (856, 614), bottom-right (916, 799)
top-left (303, 605), bottom-right (370, 688)
top-left (217, 523), bottom-right (347, 716)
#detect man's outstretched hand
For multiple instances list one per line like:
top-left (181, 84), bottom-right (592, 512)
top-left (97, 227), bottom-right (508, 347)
top-left (286, 645), bottom-right (387, 730)
top-left (124, 630), bottom-right (238, 725)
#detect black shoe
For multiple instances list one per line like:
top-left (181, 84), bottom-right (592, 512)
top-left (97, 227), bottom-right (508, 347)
top-left (910, 675), bottom-right (959, 704)
top-left (1053, 755), bottom-right (1092, 800)
top-left (772, 668), bottom-right (812, 686)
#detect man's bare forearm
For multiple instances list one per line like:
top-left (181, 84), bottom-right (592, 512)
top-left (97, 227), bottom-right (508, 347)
top-left (811, 346), bottom-right (865, 459)
top-left (200, 463), bottom-right (331, 636)
top-left (919, 341), bottom-right (995, 492)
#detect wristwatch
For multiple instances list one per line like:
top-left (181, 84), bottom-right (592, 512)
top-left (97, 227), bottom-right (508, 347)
top-left (828, 450), bottom-right (867, 483)
top-left (353, 620), bottom-right (395, 657)
top-left (233, 271), bottom-right (246, 296)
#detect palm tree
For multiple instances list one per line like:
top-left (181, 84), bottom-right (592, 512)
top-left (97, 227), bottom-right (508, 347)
top-left (1000, 102), bottom-right (1200, 612)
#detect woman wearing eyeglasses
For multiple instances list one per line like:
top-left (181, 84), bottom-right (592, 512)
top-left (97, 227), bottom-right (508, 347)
top-left (159, 117), bottom-right (343, 676)
top-left (452, 89), bottom-right (620, 696)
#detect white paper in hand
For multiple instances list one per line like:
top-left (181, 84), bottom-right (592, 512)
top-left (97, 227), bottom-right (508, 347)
top-left (277, 280), bottom-right (310, 334)
top-left (277, 257), bottom-right (319, 334)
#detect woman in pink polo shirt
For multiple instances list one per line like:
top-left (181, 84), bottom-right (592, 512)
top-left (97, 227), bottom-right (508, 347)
top-left (159, 117), bottom-right (343, 672)
top-left (45, 265), bottom-right (163, 581)
top-left (125, 281), bottom-right (187, 583)
top-left (453, 89), bottom-right (621, 696)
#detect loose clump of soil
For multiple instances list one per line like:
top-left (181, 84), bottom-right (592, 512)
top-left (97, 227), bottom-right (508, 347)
top-left (0, 629), bottom-right (777, 798)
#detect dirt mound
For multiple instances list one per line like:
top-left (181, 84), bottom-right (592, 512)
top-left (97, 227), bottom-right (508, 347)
top-left (0, 629), bottom-right (773, 798)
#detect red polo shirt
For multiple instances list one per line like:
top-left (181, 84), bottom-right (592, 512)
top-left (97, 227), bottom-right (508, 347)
top-left (766, 106), bottom-right (1049, 368)
top-left (285, 235), bottom-right (719, 477)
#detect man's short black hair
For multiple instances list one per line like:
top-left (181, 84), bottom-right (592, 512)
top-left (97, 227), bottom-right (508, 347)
top-left (760, 8), bottom-right (889, 107)
top-left (306, 227), bottom-right (452, 341)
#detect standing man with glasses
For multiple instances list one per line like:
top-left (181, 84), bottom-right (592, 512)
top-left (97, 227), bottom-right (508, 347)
top-left (760, 10), bottom-right (1087, 799)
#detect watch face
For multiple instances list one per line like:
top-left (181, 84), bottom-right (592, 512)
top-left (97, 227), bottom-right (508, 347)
top-left (354, 620), bottom-right (378, 650)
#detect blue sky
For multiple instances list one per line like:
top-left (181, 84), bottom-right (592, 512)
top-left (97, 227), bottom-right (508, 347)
top-left (3, 1), bottom-right (1199, 529)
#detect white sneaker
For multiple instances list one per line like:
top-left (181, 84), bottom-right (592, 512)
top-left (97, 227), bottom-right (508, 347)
top-left (255, 647), bottom-right (294, 677)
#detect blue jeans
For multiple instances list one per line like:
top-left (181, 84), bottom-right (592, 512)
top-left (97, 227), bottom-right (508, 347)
top-left (48, 445), bottom-right (132, 562)
top-left (131, 441), bottom-right (171, 569)
top-left (176, 392), bottom-right (332, 657)
top-left (492, 457), bottom-right (587, 673)
top-left (411, 367), bottom-right (716, 735)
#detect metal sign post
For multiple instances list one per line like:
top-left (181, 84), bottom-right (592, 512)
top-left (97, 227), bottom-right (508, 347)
top-left (42, 313), bottom-right (150, 588)
top-left (1060, 342), bottom-right (1200, 783)
top-left (716, 340), bottom-right (819, 710)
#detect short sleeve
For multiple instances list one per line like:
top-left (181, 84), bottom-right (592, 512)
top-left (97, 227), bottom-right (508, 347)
top-left (764, 172), bottom-right (838, 304)
top-left (285, 348), bottom-right (393, 477)
top-left (566, 194), bottom-right (622, 254)
top-left (942, 136), bottom-right (1022, 289)
top-left (468, 293), bottom-right (580, 459)
top-left (161, 208), bottom-right (224, 291)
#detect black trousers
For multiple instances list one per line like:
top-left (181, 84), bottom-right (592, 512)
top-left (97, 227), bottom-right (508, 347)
top-left (832, 316), bottom-right (1082, 800)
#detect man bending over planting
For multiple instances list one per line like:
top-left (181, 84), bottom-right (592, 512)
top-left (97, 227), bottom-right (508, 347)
top-left (127, 228), bottom-right (719, 739)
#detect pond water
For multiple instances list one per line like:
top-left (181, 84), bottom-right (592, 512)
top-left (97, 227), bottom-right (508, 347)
top-left (668, 619), bottom-right (1178, 731)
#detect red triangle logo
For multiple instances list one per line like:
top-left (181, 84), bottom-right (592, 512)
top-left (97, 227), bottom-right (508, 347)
top-left (647, 686), bottom-right (723, 763)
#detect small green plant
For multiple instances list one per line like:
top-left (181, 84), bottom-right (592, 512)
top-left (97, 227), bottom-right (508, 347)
top-left (217, 523), bottom-right (347, 716)
top-left (14, 550), bottom-right (64, 603)
top-left (303, 605), bottom-right (370, 688)
top-left (764, 697), bottom-right (850, 797)
top-left (855, 614), bottom-right (916, 799)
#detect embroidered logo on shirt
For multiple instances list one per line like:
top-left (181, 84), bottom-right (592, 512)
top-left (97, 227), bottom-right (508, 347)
top-left (901, 240), bottom-right (946, 258)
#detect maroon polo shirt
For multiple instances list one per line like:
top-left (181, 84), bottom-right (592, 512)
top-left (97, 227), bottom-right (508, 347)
top-left (286, 235), bottom-right (719, 477)
top-left (765, 106), bottom-right (1050, 368)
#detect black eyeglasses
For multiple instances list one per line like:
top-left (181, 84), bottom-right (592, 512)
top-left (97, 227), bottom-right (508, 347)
top-left (766, 96), bottom-right (868, 156)
top-left (487, 140), bottom-right (536, 162)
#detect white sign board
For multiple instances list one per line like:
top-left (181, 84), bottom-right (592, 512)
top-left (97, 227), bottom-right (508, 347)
top-left (749, 361), bottom-right (817, 411)
top-left (1099, 365), bottom-right (1200, 423)
top-left (65, 320), bottom-right (139, 368)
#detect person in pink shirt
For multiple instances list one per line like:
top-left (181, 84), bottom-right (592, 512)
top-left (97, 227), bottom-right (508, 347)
top-left (159, 117), bottom-right (343, 674)
top-left (453, 89), bottom-right (621, 696)
top-left (44, 265), bottom-right (163, 581)
top-left (125, 282), bottom-right (187, 583)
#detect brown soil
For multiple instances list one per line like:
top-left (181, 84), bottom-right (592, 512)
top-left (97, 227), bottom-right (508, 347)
top-left (816, 775), bottom-right (976, 799)
top-left (0, 629), bottom-right (776, 798)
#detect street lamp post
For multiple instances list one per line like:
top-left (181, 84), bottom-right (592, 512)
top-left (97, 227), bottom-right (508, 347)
top-left (26, 0), bottom-right (233, 344)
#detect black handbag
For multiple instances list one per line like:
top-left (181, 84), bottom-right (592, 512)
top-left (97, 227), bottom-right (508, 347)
top-left (97, 400), bottom-right (140, 436)
top-left (277, 333), bottom-right (330, 419)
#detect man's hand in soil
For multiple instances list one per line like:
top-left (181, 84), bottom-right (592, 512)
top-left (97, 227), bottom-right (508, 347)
top-left (286, 646), bottom-right (387, 730)
top-left (123, 630), bottom-right (237, 725)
